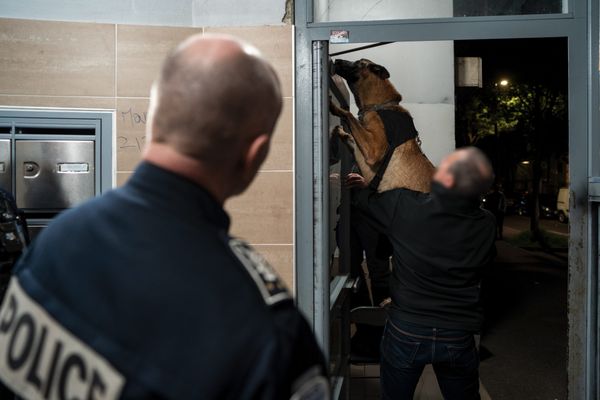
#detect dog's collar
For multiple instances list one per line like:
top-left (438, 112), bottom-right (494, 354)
top-left (358, 101), bottom-right (399, 119)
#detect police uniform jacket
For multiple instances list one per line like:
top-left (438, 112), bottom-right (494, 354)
top-left (355, 182), bottom-right (496, 332)
top-left (0, 162), bottom-right (327, 400)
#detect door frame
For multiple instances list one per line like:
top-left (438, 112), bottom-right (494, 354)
top-left (294, 1), bottom-right (598, 398)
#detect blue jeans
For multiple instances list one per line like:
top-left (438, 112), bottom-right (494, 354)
top-left (380, 319), bottom-right (481, 400)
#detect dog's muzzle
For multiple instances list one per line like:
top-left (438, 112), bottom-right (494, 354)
top-left (332, 59), bottom-right (358, 81)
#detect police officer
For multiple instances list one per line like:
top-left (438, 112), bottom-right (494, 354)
top-left (0, 34), bottom-right (328, 399)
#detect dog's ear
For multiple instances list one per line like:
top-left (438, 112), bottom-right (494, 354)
top-left (368, 63), bottom-right (390, 80)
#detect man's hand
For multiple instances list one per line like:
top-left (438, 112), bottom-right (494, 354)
top-left (344, 172), bottom-right (367, 189)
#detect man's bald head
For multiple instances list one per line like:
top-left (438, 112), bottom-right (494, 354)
top-left (434, 147), bottom-right (494, 198)
top-left (147, 34), bottom-right (282, 168)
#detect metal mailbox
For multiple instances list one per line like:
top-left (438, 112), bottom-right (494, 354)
top-left (0, 140), bottom-right (10, 192)
top-left (15, 140), bottom-right (95, 210)
top-left (0, 109), bottom-right (113, 240)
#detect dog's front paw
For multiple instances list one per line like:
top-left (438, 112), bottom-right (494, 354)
top-left (332, 126), bottom-right (356, 152)
top-left (332, 125), bottom-right (350, 139)
top-left (329, 100), bottom-right (347, 118)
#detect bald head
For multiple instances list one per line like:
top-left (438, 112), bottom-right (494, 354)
top-left (147, 34), bottom-right (282, 167)
top-left (434, 147), bottom-right (494, 198)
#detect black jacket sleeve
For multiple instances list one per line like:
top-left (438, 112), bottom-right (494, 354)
top-left (352, 188), bottom-right (403, 234)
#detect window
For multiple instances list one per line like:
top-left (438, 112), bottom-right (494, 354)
top-left (313, 0), bottom-right (567, 23)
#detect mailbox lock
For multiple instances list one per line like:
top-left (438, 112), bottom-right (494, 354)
top-left (23, 162), bottom-right (40, 178)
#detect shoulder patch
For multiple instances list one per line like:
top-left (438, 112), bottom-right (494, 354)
top-left (0, 278), bottom-right (125, 400)
top-left (229, 239), bottom-right (292, 306)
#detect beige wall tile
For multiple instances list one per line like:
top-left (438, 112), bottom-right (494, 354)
top-left (254, 244), bottom-right (294, 293)
top-left (0, 95), bottom-right (115, 109)
top-left (0, 18), bottom-right (115, 97)
top-left (205, 25), bottom-right (293, 98)
top-left (117, 25), bottom-right (201, 98)
top-left (226, 171), bottom-right (292, 244)
top-left (263, 97), bottom-right (292, 171)
top-left (116, 172), bottom-right (132, 187)
top-left (116, 98), bottom-right (149, 171)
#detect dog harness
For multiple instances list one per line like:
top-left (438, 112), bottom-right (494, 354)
top-left (368, 109), bottom-right (419, 191)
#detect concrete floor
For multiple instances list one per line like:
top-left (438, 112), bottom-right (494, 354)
top-left (349, 364), bottom-right (492, 400)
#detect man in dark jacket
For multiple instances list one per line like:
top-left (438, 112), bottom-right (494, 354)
top-left (0, 34), bottom-right (328, 399)
top-left (354, 147), bottom-right (496, 400)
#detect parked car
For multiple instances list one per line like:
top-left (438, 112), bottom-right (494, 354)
top-left (540, 201), bottom-right (557, 219)
top-left (509, 193), bottom-right (528, 216)
top-left (508, 192), bottom-right (556, 219)
top-left (556, 187), bottom-right (569, 223)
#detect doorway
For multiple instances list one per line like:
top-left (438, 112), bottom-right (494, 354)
top-left (456, 38), bottom-right (569, 399)
top-left (324, 37), bottom-right (568, 399)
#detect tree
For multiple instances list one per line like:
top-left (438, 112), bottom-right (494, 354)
top-left (457, 82), bottom-right (567, 246)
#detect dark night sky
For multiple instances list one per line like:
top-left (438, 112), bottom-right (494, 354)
top-left (454, 38), bottom-right (568, 90)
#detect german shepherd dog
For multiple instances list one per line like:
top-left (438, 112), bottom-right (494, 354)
top-left (330, 58), bottom-right (434, 193)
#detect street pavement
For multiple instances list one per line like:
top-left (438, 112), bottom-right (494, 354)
top-left (503, 215), bottom-right (568, 238)
top-left (479, 234), bottom-right (568, 400)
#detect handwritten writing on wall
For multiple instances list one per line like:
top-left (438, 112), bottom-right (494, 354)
top-left (116, 102), bottom-right (149, 171)
top-left (117, 135), bottom-right (146, 152)
top-left (121, 107), bottom-right (147, 127)
top-left (117, 106), bottom-right (147, 153)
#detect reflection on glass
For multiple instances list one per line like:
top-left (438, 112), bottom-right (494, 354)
top-left (329, 74), bottom-right (352, 282)
top-left (328, 130), bottom-right (342, 281)
top-left (329, 290), bottom-right (350, 378)
top-left (329, 302), bottom-right (342, 375)
top-left (328, 77), bottom-right (352, 387)
top-left (454, 0), bottom-right (565, 16)
top-left (314, 0), bottom-right (566, 23)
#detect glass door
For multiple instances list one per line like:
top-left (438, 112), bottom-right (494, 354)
top-left (306, 39), bottom-right (354, 399)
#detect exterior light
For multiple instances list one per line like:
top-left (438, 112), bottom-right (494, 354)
top-left (499, 79), bottom-right (509, 86)
top-left (521, 160), bottom-right (530, 165)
